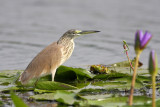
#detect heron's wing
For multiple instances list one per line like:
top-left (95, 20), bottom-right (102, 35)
top-left (20, 42), bottom-right (63, 84)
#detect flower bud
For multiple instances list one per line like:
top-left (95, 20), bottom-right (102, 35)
top-left (135, 30), bottom-right (152, 54)
top-left (149, 50), bottom-right (158, 76)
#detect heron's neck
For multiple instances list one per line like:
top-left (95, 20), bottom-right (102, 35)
top-left (57, 37), bottom-right (74, 46)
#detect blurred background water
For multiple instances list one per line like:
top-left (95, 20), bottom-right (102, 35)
top-left (0, 0), bottom-right (160, 71)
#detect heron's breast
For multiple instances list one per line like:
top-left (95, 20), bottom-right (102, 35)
top-left (60, 40), bottom-right (75, 64)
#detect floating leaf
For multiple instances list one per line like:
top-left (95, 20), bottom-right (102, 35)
top-left (112, 76), bottom-right (144, 89)
top-left (110, 58), bottom-right (143, 67)
top-left (54, 90), bottom-right (80, 105)
top-left (10, 91), bottom-right (28, 107)
top-left (78, 88), bottom-right (107, 96)
top-left (92, 81), bottom-right (126, 87)
top-left (55, 66), bottom-right (94, 82)
top-left (0, 70), bottom-right (23, 78)
top-left (1, 86), bottom-right (34, 92)
top-left (93, 72), bottom-right (129, 80)
top-left (30, 93), bottom-right (55, 100)
top-left (0, 72), bottom-right (21, 85)
top-left (0, 77), bottom-right (14, 85)
top-left (137, 75), bottom-right (150, 82)
top-left (69, 81), bottom-right (90, 89)
top-left (35, 81), bottom-right (77, 90)
top-left (80, 96), bottom-right (151, 107)
top-left (0, 101), bottom-right (3, 107)
top-left (34, 89), bottom-right (55, 94)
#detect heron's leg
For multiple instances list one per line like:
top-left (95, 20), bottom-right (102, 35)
top-left (34, 78), bottom-right (39, 87)
top-left (51, 70), bottom-right (56, 81)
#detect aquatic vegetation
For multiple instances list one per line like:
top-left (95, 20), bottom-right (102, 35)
top-left (134, 30), bottom-right (152, 54)
top-left (0, 30), bottom-right (159, 107)
top-left (149, 50), bottom-right (158, 107)
top-left (10, 91), bottom-right (28, 107)
top-left (0, 64), bottom-right (159, 106)
top-left (129, 30), bottom-right (152, 105)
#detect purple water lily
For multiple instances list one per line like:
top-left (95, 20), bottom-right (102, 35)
top-left (135, 30), bottom-right (152, 54)
top-left (149, 50), bottom-right (158, 75)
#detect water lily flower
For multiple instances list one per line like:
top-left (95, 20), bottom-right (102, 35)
top-left (135, 30), bottom-right (152, 54)
top-left (129, 30), bottom-right (152, 106)
top-left (149, 50), bottom-right (158, 75)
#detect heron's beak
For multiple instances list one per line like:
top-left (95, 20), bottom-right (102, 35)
top-left (76, 30), bottom-right (100, 35)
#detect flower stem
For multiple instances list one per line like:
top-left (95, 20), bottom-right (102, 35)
top-left (152, 74), bottom-right (156, 107)
top-left (123, 44), bottom-right (134, 71)
top-left (128, 53), bottom-right (140, 106)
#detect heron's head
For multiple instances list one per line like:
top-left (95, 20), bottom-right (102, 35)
top-left (63, 29), bottom-right (100, 39)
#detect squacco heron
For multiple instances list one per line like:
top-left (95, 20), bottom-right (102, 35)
top-left (19, 29), bottom-right (100, 85)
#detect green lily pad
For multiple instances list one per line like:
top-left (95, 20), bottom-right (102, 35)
top-left (0, 77), bottom-right (14, 85)
top-left (78, 88), bottom-right (107, 96)
top-left (30, 93), bottom-right (55, 100)
top-left (0, 85), bottom-right (34, 92)
top-left (10, 91), bottom-right (28, 107)
top-left (110, 58), bottom-right (143, 68)
top-left (91, 75), bottom-right (144, 91)
top-left (0, 101), bottom-right (3, 106)
top-left (91, 81), bottom-right (126, 86)
top-left (69, 81), bottom-right (90, 89)
top-left (0, 71), bottom-right (21, 85)
top-left (30, 90), bottom-right (82, 105)
top-left (80, 96), bottom-right (151, 107)
top-left (0, 70), bottom-right (22, 78)
top-left (112, 76), bottom-right (144, 89)
top-left (34, 89), bottom-right (55, 94)
top-left (54, 90), bottom-right (80, 105)
top-left (55, 65), bottom-right (94, 82)
top-left (35, 81), bottom-right (78, 90)
top-left (93, 72), bottom-right (129, 80)
top-left (137, 75), bottom-right (150, 82)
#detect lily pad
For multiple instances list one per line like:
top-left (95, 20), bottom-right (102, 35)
top-left (0, 70), bottom-right (22, 78)
top-left (110, 58), bottom-right (143, 68)
top-left (80, 96), bottom-right (151, 107)
top-left (0, 101), bottom-right (2, 106)
top-left (69, 81), bottom-right (90, 89)
top-left (93, 72), bottom-right (129, 80)
top-left (54, 90), bottom-right (80, 105)
top-left (30, 90), bottom-right (82, 105)
top-left (55, 65), bottom-right (94, 82)
top-left (0, 85), bottom-right (34, 92)
top-left (34, 89), bottom-right (55, 94)
top-left (30, 93), bottom-right (55, 100)
top-left (10, 91), bottom-right (28, 107)
top-left (35, 81), bottom-right (78, 90)
top-left (78, 88), bottom-right (107, 96)
top-left (0, 71), bottom-right (21, 85)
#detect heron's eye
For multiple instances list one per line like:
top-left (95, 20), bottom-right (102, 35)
top-left (72, 32), bottom-right (76, 35)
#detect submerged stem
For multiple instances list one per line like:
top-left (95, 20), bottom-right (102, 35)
top-left (128, 53), bottom-right (140, 106)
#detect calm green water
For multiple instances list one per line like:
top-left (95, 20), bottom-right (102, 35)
top-left (0, 0), bottom-right (160, 70)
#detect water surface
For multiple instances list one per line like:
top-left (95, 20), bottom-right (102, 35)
top-left (0, 0), bottom-right (160, 70)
